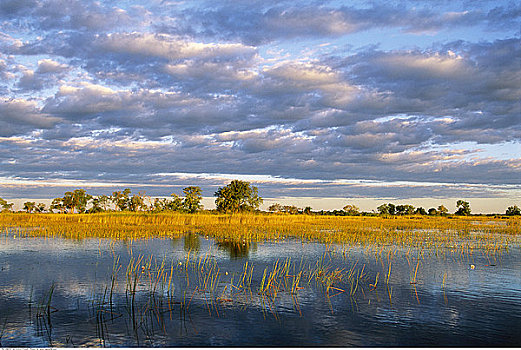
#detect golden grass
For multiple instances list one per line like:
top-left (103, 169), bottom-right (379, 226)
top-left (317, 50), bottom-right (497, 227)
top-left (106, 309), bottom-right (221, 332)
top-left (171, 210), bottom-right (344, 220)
top-left (0, 212), bottom-right (519, 249)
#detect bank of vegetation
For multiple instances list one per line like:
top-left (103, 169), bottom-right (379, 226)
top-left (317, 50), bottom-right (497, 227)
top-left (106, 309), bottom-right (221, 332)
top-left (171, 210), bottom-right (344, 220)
top-left (0, 181), bottom-right (519, 246)
top-left (1, 180), bottom-right (520, 217)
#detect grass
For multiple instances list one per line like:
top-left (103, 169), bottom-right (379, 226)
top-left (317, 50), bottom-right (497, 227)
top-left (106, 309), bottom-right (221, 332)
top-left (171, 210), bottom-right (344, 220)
top-left (1, 211), bottom-right (517, 346)
top-left (1, 211), bottom-right (518, 312)
top-left (0, 212), bottom-right (519, 250)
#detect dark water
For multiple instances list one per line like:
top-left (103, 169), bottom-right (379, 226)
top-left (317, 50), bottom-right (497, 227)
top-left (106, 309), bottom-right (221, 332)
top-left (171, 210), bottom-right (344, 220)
top-left (0, 233), bottom-right (520, 347)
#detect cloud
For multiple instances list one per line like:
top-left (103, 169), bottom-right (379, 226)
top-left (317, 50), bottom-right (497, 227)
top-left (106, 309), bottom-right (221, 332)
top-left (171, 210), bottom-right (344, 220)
top-left (14, 59), bottom-right (69, 91)
top-left (0, 0), bottom-right (38, 17)
top-left (96, 32), bottom-right (256, 61)
top-left (36, 59), bottom-right (68, 73)
top-left (372, 51), bottom-right (470, 80)
top-left (42, 83), bottom-right (137, 120)
top-left (5, 38), bottom-right (519, 187)
top-left (0, 0), bottom-right (519, 205)
top-left (0, 98), bottom-right (61, 136)
top-left (166, 2), bottom-right (520, 44)
top-left (339, 39), bottom-right (520, 137)
top-left (0, 0), bottom-right (133, 31)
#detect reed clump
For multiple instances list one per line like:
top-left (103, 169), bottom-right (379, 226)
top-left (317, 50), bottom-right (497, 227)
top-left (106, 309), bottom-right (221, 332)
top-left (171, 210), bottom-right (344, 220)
top-left (0, 212), bottom-right (518, 249)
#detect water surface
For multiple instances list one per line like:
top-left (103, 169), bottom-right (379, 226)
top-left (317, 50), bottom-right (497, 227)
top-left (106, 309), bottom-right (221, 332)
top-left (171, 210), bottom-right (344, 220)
top-left (0, 233), bottom-right (520, 346)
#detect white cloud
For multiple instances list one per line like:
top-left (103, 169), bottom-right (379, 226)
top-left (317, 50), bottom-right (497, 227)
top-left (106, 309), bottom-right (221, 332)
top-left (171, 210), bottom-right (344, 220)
top-left (37, 58), bottom-right (68, 73)
top-left (0, 0), bottom-right (519, 205)
top-left (0, 98), bottom-right (61, 132)
top-left (97, 32), bottom-right (256, 61)
top-left (375, 52), bottom-right (470, 79)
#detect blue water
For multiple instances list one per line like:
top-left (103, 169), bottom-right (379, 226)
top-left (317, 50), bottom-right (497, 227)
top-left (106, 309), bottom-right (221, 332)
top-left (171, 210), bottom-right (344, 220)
top-left (0, 233), bottom-right (519, 346)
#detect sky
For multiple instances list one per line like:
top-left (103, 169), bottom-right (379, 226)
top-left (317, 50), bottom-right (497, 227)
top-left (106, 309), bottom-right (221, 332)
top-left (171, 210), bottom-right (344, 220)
top-left (0, 0), bottom-right (520, 212)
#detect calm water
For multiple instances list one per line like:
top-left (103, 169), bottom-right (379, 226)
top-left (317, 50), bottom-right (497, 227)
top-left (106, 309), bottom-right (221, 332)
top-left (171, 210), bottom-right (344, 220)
top-left (0, 233), bottom-right (520, 347)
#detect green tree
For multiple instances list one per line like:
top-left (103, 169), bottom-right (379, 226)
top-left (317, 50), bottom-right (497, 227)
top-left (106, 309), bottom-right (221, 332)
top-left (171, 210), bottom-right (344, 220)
top-left (111, 189), bottom-right (132, 211)
top-left (377, 203), bottom-right (396, 215)
top-left (455, 200), bottom-right (471, 216)
top-left (167, 193), bottom-right (184, 211)
top-left (63, 189), bottom-right (92, 213)
top-left (395, 204), bottom-right (415, 215)
top-left (182, 186), bottom-right (203, 213)
top-left (35, 203), bottom-right (46, 213)
top-left (377, 203), bottom-right (390, 215)
top-left (97, 195), bottom-right (111, 211)
top-left (268, 203), bottom-right (284, 213)
top-left (151, 198), bottom-right (168, 212)
top-left (303, 206), bottom-right (312, 215)
top-left (437, 205), bottom-right (449, 216)
top-left (343, 204), bottom-right (360, 216)
top-left (415, 207), bottom-right (427, 215)
top-left (50, 198), bottom-right (66, 213)
top-left (89, 197), bottom-right (104, 213)
top-left (428, 208), bottom-right (438, 215)
top-left (283, 205), bottom-right (299, 214)
top-left (214, 180), bottom-right (262, 213)
top-left (23, 201), bottom-right (36, 213)
top-left (128, 192), bottom-right (147, 212)
top-left (0, 197), bottom-right (14, 212)
top-left (506, 205), bottom-right (521, 216)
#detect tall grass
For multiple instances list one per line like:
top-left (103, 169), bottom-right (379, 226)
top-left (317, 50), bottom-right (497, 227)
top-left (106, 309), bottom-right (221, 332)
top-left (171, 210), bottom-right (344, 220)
top-left (0, 212), bottom-right (518, 249)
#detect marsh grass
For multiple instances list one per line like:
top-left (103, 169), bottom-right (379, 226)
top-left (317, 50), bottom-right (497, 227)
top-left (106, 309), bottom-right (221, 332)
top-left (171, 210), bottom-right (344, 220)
top-left (1, 213), bottom-right (518, 250)
top-left (1, 211), bottom-right (519, 343)
top-left (3, 212), bottom-right (517, 313)
top-left (86, 243), bottom-right (377, 329)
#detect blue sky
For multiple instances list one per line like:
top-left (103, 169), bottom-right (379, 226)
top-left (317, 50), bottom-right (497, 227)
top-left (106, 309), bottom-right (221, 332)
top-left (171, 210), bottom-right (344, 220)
top-left (0, 0), bottom-right (520, 212)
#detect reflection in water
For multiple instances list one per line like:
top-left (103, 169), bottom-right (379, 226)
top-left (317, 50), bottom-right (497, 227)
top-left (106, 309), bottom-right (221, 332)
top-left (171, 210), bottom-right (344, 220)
top-left (216, 239), bottom-right (256, 259)
top-left (0, 234), bottom-right (520, 346)
top-left (183, 233), bottom-right (200, 252)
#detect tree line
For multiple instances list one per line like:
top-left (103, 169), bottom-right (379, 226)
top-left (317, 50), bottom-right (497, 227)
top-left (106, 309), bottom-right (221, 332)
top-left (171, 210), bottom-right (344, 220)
top-left (267, 200), bottom-right (520, 216)
top-left (0, 180), bottom-right (262, 214)
top-left (0, 179), bottom-right (520, 216)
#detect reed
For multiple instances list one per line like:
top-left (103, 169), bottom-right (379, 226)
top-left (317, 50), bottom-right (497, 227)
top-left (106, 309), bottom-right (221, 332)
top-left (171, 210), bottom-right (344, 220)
top-left (0, 317), bottom-right (7, 346)
top-left (1, 211), bottom-right (518, 335)
top-left (0, 213), bottom-right (518, 250)
top-left (410, 257), bottom-right (421, 284)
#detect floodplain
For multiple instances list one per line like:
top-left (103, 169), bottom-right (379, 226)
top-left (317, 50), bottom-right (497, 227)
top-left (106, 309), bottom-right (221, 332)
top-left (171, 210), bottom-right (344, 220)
top-left (0, 213), bottom-right (520, 346)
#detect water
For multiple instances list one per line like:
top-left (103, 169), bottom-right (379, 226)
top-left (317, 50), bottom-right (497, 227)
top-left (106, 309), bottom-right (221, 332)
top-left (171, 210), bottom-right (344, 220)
top-left (0, 233), bottom-right (520, 346)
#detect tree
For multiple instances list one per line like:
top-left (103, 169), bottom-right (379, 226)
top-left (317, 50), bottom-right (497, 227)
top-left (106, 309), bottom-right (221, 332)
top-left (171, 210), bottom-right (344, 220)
top-left (377, 203), bottom-right (390, 215)
top-left (0, 197), bottom-right (14, 212)
top-left (214, 180), bottom-right (262, 213)
top-left (151, 198), bottom-right (168, 212)
top-left (23, 201), bottom-right (36, 213)
top-left (455, 200), bottom-right (471, 216)
top-left (506, 205), bottom-right (521, 216)
top-left (415, 207), bottom-right (427, 215)
top-left (51, 198), bottom-right (66, 213)
top-left (428, 208), bottom-right (438, 215)
top-left (128, 192), bottom-right (147, 212)
top-left (75, 189), bottom-right (93, 213)
top-left (97, 195), bottom-right (111, 211)
top-left (111, 189), bottom-right (132, 211)
top-left (35, 203), bottom-right (46, 213)
top-left (437, 205), bottom-right (449, 216)
top-left (182, 186), bottom-right (203, 213)
top-left (303, 206), bottom-right (312, 215)
top-left (89, 197), bottom-right (104, 213)
top-left (377, 203), bottom-right (396, 215)
top-left (268, 203), bottom-right (284, 213)
top-left (167, 193), bottom-right (184, 211)
top-left (343, 204), bottom-right (360, 216)
top-left (62, 189), bottom-right (92, 213)
top-left (396, 204), bottom-right (415, 215)
top-left (283, 205), bottom-right (299, 214)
